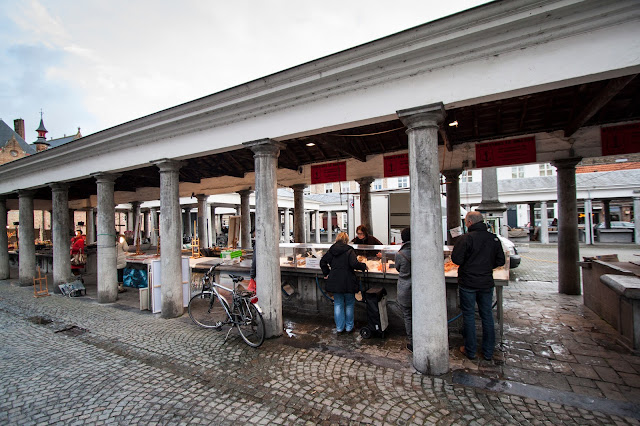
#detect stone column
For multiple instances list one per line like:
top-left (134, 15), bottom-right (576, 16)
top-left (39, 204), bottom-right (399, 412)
top-left (238, 189), bottom-right (252, 249)
top-left (94, 173), bottom-right (118, 302)
top-left (206, 203), bottom-right (214, 247)
top-left (553, 158), bottom-right (582, 295)
top-left (327, 211), bottom-right (333, 243)
top-left (528, 202), bottom-right (536, 241)
top-left (127, 208), bottom-right (134, 232)
top-left (68, 209), bottom-right (75, 235)
top-left (18, 190), bottom-right (36, 286)
top-left (603, 199), bottom-right (611, 229)
top-left (284, 208), bottom-right (290, 243)
top-left (634, 193), bottom-right (640, 246)
top-left (50, 183), bottom-right (72, 290)
top-left (540, 201), bottom-right (550, 244)
top-left (355, 177), bottom-right (375, 234)
top-left (131, 201), bottom-right (141, 245)
top-left (443, 169), bottom-right (462, 245)
top-left (143, 210), bottom-right (150, 238)
top-left (307, 212), bottom-right (312, 242)
top-left (292, 184), bottom-right (306, 243)
top-left (584, 198), bottom-right (594, 245)
top-left (477, 168), bottom-right (507, 235)
top-left (0, 196), bottom-right (9, 280)
top-left (86, 208), bottom-right (95, 244)
top-left (398, 102), bottom-right (448, 375)
top-left (150, 208), bottom-right (159, 246)
top-left (196, 194), bottom-right (208, 249)
top-left (155, 160), bottom-right (184, 318)
top-left (243, 139), bottom-right (285, 339)
top-left (184, 208), bottom-right (193, 238)
top-left (39, 210), bottom-right (45, 242)
top-left (315, 210), bottom-right (321, 243)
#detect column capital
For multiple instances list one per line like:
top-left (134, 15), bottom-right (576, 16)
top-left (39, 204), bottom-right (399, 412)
top-left (152, 159), bottom-right (183, 173)
top-left (551, 157), bottom-right (582, 170)
top-left (48, 182), bottom-right (69, 192)
top-left (237, 189), bottom-right (252, 197)
top-left (355, 176), bottom-right (375, 186)
top-left (397, 102), bottom-right (446, 130)
top-left (442, 169), bottom-right (463, 182)
top-left (195, 193), bottom-right (209, 202)
top-left (92, 172), bottom-right (120, 184)
top-left (291, 183), bottom-right (306, 192)
top-left (17, 189), bottom-right (35, 198)
top-left (243, 138), bottom-right (285, 157)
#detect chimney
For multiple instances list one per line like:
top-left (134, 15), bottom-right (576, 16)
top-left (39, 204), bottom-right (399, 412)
top-left (14, 119), bottom-right (25, 140)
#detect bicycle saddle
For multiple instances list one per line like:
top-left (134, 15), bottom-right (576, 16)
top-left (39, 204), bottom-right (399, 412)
top-left (229, 274), bottom-right (244, 282)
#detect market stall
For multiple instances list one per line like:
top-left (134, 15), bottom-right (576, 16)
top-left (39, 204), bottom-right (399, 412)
top-left (124, 254), bottom-right (190, 313)
top-left (191, 243), bottom-right (510, 337)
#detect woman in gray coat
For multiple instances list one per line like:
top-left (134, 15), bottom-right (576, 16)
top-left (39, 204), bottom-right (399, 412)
top-left (395, 227), bottom-right (412, 351)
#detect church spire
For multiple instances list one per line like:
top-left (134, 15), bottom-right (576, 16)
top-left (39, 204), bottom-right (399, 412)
top-left (34, 110), bottom-right (50, 152)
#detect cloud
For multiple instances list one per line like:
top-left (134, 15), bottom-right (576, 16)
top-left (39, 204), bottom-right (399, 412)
top-left (1, 0), bottom-right (490, 137)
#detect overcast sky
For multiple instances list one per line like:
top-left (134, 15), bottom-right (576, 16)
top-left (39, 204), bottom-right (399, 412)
top-left (1, 0), bottom-right (488, 142)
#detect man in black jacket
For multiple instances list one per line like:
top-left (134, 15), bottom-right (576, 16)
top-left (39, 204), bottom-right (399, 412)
top-left (452, 211), bottom-right (505, 360)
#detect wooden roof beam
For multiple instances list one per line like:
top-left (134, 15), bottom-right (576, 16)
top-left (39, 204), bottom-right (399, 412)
top-left (564, 74), bottom-right (637, 137)
top-left (317, 136), bottom-right (367, 162)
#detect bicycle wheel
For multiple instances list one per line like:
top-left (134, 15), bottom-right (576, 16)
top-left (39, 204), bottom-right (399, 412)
top-left (236, 300), bottom-right (265, 348)
top-left (188, 292), bottom-right (229, 329)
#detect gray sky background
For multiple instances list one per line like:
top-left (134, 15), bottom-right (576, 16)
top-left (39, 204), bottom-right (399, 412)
top-left (1, 0), bottom-right (488, 142)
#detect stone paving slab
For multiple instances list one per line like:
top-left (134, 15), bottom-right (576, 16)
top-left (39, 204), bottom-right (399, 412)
top-left (1, 278), bottom-right (640, 425)
top-left (511, 243), bottom-right (639, 283)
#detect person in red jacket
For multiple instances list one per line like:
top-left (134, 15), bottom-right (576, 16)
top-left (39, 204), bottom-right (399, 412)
top-left (70, 230), bottom-right (86, 274)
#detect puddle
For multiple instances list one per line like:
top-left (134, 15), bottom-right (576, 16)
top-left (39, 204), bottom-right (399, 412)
top-left (55, 326), bottom-right (88, 336)
top-left (28, 316), bottom-right (53, 325)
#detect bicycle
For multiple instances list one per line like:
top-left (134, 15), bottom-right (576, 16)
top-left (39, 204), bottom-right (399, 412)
top-left (188, 264), bottom-right (265, 348)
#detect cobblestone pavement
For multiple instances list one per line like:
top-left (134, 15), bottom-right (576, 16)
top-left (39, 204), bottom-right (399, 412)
top-left (510, 243), bottom-right (639, 283)
top-left (2, 274), bottom-right (640, 425)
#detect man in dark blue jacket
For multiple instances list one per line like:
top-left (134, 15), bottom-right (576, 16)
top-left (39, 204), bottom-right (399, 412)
top-left (452, 211), bottom-right (505, 361)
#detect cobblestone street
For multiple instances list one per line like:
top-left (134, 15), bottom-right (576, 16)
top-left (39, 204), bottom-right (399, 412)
top-left (1, 244), bottom-right (639, 424)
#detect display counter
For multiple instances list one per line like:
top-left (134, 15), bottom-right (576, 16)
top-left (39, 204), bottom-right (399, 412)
top-left (124, 254), bottom-right (190, 313)
top-left (9, 250), bottom-right (54, 273)
top-left (192, 243), bottom-right (510, 338)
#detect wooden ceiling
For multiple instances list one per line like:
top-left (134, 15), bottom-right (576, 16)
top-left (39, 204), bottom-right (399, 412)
top-left (11, 74), bottom-right (640, 202)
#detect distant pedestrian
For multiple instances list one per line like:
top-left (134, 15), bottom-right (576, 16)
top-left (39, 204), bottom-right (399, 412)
top-left (116, 233), bottom-right (129, 293)
top-left (452, 211), bottom-right (505, 360)
top-left (249, 228), bottom-right (256, 292)
top-left (394, 227), bottom-right (412, 352)
top-left (320, 232), bottom-right (368, 333)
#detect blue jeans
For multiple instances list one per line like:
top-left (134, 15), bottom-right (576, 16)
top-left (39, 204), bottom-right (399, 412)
top-left (459, 286), bottom-right (495, 359)
top-left (333, 293), bottom-right (355, 332)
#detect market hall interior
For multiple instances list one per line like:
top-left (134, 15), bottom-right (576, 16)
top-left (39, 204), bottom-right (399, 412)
top-left (0, 0), bottom-right (639, 376)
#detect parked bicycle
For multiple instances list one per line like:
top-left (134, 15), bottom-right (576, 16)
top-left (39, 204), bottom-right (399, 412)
top-left (188, 264), bottom-right (265, 348)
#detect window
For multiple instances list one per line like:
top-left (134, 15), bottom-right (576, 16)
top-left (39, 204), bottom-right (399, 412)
top-left (397, 176), bottom-right (409, 188)
top-left (373, 179), bottom-right (383, 190)
top-left (539, 163), bottom-right (555, 176)
top-left (324, 183), bottom-right (333, 193)
top-left (340, 181), bottom-right (350, 193)
top-left (511, 166), bottom-right (525, 179)
top-left (461, 171), bottom-right (473, 182)
top-left (303, 186), bottom-right (310, 195)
